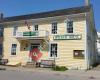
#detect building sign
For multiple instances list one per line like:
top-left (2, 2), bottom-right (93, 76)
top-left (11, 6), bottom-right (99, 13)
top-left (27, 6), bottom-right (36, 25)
top-left (23, 31), bottom-right (38, 36)
top-left (54, 34), bottom-right (82, 40)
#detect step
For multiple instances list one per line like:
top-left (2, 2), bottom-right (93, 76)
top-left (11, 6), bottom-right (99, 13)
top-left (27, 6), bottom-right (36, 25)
top-left (24, 62), bottom-right (36, 68)
top-left (26, 62), bottom-right (35, 65)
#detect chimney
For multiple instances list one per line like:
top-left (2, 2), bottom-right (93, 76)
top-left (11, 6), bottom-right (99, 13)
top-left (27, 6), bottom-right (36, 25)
top-left (85, 0), bottom-right (90, 6)
top-left (0, 13), bottom-right (3, 20)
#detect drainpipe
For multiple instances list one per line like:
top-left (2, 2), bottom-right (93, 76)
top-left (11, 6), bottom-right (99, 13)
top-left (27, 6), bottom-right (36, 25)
top-left (85, 0), bottom-right (91, 70)
top-left (85, 13), bottom-right (90, 70)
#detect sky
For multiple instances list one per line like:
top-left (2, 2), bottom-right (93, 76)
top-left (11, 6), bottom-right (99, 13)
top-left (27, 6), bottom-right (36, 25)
top-left (0, 0), bottom-right (99, 31)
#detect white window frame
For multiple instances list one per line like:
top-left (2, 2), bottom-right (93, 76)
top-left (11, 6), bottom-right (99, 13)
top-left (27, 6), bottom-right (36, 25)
top-left (33, 24), bottom-right (39, 31)
top-left (51, 22), bottom-right (58, 35)
top-left (49, 42), bottom-right (59, 58)
top-left (66, 19), bottom-right (74, 33)
top-left (12, 25), bottom-right (18, 36)
top-left (11, 43), bottom-right (17, 56)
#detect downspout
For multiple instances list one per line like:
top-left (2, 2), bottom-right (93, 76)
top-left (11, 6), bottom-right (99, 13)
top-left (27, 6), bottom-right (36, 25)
top-left (84, 0), bottom-right (91, 70)
top-left (85, 13), bottom-right (90, 70)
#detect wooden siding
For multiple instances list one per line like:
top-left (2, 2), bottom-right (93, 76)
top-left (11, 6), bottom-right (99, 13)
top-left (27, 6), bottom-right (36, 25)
top-left (3, 17), bottom-right (86, 69)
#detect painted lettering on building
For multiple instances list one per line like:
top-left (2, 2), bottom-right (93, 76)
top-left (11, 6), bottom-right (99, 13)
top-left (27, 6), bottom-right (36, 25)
top-left (54, 34), bottom-right (82, 40)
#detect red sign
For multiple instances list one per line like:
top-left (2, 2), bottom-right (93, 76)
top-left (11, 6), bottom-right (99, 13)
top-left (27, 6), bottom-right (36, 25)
top-left (29, 48), bottom-right (42, 62)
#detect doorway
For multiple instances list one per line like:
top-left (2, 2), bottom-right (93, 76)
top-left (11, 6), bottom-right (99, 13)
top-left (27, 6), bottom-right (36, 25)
top-left (30, 43), bottom-right (40, 51)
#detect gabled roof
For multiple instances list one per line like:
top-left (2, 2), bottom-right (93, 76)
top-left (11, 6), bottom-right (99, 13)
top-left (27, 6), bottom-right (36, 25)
top-left (0, 5), bottom-right (91, 23)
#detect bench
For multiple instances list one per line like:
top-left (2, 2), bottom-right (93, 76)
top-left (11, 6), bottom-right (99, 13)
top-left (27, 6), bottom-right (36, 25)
top-left (40, 60), bottom-right (54, 68)
top-left (0, 59), bottom-right (8, 65)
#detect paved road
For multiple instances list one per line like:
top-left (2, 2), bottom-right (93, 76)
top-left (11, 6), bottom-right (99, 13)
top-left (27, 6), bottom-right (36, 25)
top-left (0, 69), bottom-right (100, 80)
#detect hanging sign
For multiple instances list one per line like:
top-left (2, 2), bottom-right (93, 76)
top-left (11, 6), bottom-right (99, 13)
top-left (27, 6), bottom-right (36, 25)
top-left (54, 34), bottom-right (82, 40)
top-left (29, 48), bottom-right (42, 62)
top-left (23, 31), bottom-right (38, 36)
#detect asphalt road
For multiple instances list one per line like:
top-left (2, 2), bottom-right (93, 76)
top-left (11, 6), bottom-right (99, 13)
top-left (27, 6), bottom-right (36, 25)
top-left (0, 70), bottom-right (67, 80)
top-left (0, 70), bottom-right (100, 80)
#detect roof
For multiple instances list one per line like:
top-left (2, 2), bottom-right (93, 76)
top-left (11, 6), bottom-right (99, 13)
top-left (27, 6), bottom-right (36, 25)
top-left (0, 5), bottom-right (91, 23)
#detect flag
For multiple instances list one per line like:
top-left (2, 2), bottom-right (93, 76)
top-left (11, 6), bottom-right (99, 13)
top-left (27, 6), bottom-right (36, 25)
top-left (25, 20), bottom-right (31, 30)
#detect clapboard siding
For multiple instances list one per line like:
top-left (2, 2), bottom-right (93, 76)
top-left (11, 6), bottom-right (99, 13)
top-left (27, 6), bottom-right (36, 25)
top-left (53, 20), bottom-right (86, 69)
top-left (3, 16), bottom-right (86, 69)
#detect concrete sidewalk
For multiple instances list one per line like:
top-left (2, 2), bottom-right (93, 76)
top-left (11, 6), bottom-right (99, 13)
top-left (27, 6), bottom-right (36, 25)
top-left (0, 65), bottom-right (52, 72)
top-left (0, 65), bottom-right (100, 80)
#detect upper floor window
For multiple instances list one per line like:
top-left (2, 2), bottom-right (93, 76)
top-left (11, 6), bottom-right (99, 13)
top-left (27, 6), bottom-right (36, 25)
top-left (50, 43), bottom-right (58, 57)
top-left (0, 27), bottom-right (3, 37)
top-left (34, 25), bottom-right (38, 31)
top-left (52, 22), bottom-right (57, 34)
top-left (11, 44), bottom-right (17, 55)
top-left (13, 26), bottom-right (18, 36)
top-left (67, 20), bottom-right (73, 33)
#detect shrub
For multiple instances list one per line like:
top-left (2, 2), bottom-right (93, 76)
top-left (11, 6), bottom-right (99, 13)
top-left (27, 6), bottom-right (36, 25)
top-left (52, 66), bottom-right (68, 71)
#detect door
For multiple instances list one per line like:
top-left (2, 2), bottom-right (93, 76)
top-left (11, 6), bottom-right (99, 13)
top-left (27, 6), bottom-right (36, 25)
top-left (30, 44), bottom-right (40, 62)
top-left (30, 44), bottom-right (40, 51)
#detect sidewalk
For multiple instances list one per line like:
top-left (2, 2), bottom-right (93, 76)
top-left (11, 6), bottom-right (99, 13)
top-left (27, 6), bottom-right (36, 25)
top-left (0, 65), bottom-right (52, 72)
top-left (1, 65), bottom-right (100, 80)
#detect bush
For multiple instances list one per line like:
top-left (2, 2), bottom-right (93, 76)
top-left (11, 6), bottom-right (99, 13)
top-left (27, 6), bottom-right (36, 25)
top-left (52, 66), bottom-right (68, 71)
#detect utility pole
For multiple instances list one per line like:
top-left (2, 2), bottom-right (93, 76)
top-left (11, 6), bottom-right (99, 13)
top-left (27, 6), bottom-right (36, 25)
top-left (85, 0), bottom-right (90, 6)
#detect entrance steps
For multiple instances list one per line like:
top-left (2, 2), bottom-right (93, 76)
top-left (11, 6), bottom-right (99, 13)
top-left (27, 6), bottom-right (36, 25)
top-left (23, 62), bottom-right (36, 68)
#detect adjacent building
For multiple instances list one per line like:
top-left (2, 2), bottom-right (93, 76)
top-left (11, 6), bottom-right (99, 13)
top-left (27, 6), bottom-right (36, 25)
top-left (0, 25), bottom-right (4, 59)
top-left (0, 13), bottom-right (4, 59)
top-left (0, 5), bottom-right (97, 69)
top-left (97, 32), bottom-right (100, 62)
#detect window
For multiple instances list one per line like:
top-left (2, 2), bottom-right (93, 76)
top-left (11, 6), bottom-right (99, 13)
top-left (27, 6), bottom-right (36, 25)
top-left (34, 25), bottom-right (38, 31)
top-left (11, 44), bottom-right (17, 55)
top-left (0, 27), bottom-right (3, 37)
top-left (73, 50), bottom-right (84, 59)
top-left (67, 20), bottom-right (73, 33)
top-left (50, 43), bottom-right (57, 57)
top-left (13, 26), bottom-right (18, 36)
top-left (0, 44), bottom-right (2, 55)
top-left (52, 22), bottom-right (57, 34)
